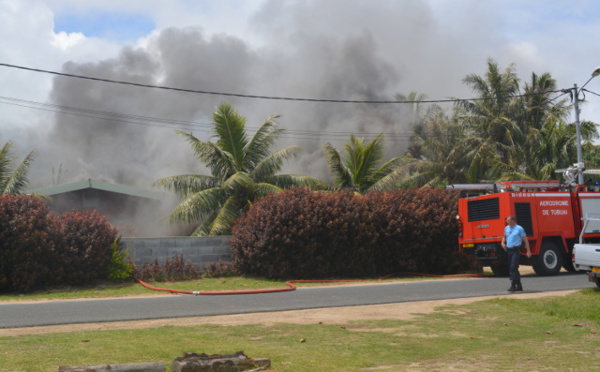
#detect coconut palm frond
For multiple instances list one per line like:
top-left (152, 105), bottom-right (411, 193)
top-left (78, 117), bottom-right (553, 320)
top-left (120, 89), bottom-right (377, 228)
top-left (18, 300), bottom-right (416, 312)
top-left (212, 102), bottom-right (248, 170)
top-left (205, 195), bottom-right (245, 236)
top-left (352, 134), bottom-right (385, 190)
top-left (252, 145), bottom-right (303, 181)
top-left (2, 149), bottom-right (37, 195)
top-left (222, 172), bottom-right (254, 191)
top-left (244, 115), bottom-right (283, 169)
top-left (253, 182), bottom-right (283, 199)
top-left (169, 187), bottom-right (229, 224)
top-left (323, 142), bottom-right (354, 190)
top-left (153, 174), bottom-right (219, 198)
top-left (268, 174), bottom-right (329, 190)
top-left (175, 131), bottom-right (236, 179)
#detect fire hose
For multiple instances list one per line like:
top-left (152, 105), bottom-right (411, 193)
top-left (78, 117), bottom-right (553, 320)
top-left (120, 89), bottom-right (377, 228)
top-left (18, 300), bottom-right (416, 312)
top-left (135, 272), bottom-right (487, 296)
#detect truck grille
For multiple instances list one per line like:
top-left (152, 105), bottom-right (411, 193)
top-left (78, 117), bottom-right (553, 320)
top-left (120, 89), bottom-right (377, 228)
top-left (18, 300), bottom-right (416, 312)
top-left (467, 198), bottom-right (499, 222)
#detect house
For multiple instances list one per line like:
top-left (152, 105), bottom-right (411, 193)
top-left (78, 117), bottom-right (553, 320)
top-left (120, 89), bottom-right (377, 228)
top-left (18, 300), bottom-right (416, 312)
top-left (28, 179), bottom-right (175, 237)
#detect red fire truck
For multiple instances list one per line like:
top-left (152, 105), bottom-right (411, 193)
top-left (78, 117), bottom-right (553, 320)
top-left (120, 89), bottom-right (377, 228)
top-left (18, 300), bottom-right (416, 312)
top-left (450, 178), bottom-right (600, 276)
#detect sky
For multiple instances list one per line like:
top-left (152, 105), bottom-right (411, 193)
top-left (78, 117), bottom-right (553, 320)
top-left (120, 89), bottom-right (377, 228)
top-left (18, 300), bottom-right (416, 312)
top-left (2, 0), bottom-right (600, 192)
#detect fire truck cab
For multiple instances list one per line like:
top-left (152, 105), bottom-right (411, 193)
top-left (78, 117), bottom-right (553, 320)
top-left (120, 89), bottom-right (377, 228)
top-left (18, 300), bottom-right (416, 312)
top-left (452, 180), bottom-right (600, 276)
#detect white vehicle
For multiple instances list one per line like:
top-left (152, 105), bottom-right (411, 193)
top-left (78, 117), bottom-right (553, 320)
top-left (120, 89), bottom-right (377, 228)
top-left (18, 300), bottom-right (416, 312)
top-left (572, 213), bottom-right (600, 289)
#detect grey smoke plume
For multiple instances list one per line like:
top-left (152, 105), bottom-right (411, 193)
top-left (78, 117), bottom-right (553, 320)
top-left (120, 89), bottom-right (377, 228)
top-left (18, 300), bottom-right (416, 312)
top-left (26, 0), bottom-right (501, 235)
top-left (40, 25), bottom-right (407, 186)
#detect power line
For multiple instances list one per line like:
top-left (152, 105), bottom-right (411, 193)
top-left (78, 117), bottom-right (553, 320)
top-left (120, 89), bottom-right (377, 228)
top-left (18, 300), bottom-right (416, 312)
top-left (0, 95), bottom-right (211, 131)
top-left (584, 89), bottom-right (600, 98)
top-left (0, 62), bottom-right (577, 144)
top-left (0, 62), bottom-right (460, 104)
top-left (0, 62), bottom-right (563, 104)
top-left (0, 95), bottom-right (416, 142)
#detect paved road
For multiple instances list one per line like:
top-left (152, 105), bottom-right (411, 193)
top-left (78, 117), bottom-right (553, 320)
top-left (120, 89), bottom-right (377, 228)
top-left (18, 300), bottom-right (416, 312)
top-left (0, 272), bottom-right (595, 329)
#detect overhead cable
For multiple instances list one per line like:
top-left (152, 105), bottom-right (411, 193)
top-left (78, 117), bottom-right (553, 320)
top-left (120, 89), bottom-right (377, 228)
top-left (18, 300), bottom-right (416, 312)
top-left (0, 62), bottom-right (563, 104)
top-left (0, 95), bottom-right (416, 142)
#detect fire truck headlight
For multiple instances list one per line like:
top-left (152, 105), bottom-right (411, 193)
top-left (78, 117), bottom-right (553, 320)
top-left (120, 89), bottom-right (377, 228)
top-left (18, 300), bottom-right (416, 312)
top-left (455, 214), bottom-right (461, 220)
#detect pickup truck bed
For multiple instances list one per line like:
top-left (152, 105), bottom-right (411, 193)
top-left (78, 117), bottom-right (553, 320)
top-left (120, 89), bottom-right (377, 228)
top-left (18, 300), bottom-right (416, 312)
top-left (573, 243), bottom-right (600, 289)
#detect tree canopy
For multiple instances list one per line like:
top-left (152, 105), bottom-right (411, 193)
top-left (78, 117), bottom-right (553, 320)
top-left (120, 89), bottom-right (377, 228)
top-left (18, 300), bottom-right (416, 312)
top-left (0, 141), bottom-right (37, 195)
top-left (155, 102), bottom-right (327, 235)
top-left (403, 58), bottom-right (599, 186)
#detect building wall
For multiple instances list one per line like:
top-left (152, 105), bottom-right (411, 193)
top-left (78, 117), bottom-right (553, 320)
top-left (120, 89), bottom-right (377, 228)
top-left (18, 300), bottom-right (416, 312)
top-left (121, 236), bottom-right (232, 267)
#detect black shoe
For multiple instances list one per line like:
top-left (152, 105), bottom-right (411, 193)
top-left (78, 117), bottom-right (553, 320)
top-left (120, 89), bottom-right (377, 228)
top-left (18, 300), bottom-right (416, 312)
top-left (515, 280), bottom-right (523, 291)
top-left (508, 280), bottom-right (517, 292)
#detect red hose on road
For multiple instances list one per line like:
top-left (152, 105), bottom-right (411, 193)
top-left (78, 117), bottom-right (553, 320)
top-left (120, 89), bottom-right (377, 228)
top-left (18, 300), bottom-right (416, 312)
top-left (400, 272), bottom-right (487, 278)
top-left (135, 272), bottom-right (487, 296)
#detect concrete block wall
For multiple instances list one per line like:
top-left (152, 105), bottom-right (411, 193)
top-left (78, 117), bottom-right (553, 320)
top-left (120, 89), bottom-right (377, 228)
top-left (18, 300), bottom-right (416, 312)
top-left (121, 236), bottom-right (232, 267)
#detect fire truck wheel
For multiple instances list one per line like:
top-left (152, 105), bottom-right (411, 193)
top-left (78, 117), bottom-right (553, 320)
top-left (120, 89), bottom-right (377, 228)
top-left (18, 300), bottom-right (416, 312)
top-left (532, 242), bottom-right (563, 276)
top-left (562, 253), bottom-right (576, 272)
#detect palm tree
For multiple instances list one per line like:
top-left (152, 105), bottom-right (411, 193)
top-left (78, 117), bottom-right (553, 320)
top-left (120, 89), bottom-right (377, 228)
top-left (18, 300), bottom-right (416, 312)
top-left (457, 59), bottom-right (523, 180)
top-left (403, 61), bottom-right (598, 185)
top-left (526, 118), bottom-right (576, 180)
top-left (154, 102), bottom-right (326, 236)
top-left (0, 141), bottom-right (37, 195)
top-left (323, 133), bottom-right (405, 193)
top-left (400, 107), bottom-right (473, 186)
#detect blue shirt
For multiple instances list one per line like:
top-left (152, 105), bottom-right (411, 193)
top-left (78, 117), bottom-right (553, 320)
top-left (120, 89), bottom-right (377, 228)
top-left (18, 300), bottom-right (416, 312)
top-left (505, 224), bottom-right (526, 248)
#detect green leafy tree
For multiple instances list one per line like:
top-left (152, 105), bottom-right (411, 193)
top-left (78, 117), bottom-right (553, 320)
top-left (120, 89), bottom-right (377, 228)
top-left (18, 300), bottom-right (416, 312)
top-left (323, 133), bottom-right (405, 193)
top-left (155, 102), bottom-right (326, 236)
top-left (401, 107), bottom-right (472, 186)
top-left (405, 60), bottom-right (599, 185)
top-left (456, 58), bottom-right (522, 180)
top-left (0, 141), bottom-right (37, 195)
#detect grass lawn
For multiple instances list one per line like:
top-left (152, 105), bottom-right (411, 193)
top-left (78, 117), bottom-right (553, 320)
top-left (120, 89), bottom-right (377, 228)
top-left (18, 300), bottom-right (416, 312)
top-left (1, 285), bottom-right (599, 371)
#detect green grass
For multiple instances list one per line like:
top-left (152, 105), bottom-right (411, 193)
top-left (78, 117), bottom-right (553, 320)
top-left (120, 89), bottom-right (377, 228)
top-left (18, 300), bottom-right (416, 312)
top-left (1, 289), bottom-right (599, 371)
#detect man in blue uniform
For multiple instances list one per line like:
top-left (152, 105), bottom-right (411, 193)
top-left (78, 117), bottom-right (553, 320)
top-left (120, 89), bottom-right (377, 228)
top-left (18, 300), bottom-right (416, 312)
top-left (500, 216), bottom-right (531, 291)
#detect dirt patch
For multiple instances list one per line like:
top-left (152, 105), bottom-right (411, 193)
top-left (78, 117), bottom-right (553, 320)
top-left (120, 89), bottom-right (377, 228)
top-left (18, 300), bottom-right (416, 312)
top-left (0, 290), bottom-right (577, 337)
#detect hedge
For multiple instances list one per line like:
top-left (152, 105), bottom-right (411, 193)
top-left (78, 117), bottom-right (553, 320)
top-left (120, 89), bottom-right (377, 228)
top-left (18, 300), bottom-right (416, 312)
top-left (230, 187), bottom-right (475, 279)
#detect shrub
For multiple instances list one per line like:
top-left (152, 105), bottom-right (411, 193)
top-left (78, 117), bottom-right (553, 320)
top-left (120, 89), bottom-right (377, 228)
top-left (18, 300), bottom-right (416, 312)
top-left (0, 195), bottom-right (123, 293)
top-left (202, 260), bottom-right (240, 278)
top-left (0, 194), bottom-right (54, 292)
top-left (51, 210), bottom-right (120, 285)
top-left (132, 259), bottom-right (165, 282)
top-left (230, 188), bottom-right (379, 279)
top-left (364, 188), bottom-right (463, 274)
top-left (106, 239), bottom-right (134, 282)
top-left (133, 254), bottom-right (204, 282)
top-left (230, 187), bottom-right (470, 279)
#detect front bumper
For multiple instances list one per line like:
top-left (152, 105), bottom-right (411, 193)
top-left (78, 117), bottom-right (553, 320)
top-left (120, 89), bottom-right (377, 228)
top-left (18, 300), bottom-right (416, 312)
top-left (461, 243), bottom-right (505, 265)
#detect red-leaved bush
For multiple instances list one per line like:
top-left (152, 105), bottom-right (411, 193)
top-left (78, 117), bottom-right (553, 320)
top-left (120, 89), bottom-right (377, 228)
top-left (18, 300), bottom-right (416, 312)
top-left (51, 210), bottom-right (119, 285)
top-left (0, 194), bottom-right (54, 292)
top-left (230, 187), bottom-right (477, 279)
top-left (0, 194), bottom-right (121, 293)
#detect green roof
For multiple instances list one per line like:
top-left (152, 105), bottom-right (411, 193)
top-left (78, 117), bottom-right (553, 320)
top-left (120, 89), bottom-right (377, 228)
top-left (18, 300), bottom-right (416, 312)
top-left (28, 179), bottom-right (165, 201)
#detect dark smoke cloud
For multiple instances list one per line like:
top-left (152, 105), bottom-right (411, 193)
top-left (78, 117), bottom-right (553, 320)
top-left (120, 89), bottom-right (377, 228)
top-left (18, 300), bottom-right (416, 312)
top-left (26, 0), bottom-right (505, 235)
top-left (37, 24), bottom-right (413, 187)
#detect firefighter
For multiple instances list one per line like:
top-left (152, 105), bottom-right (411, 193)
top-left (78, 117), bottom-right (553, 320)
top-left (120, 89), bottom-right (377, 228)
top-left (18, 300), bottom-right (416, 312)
top-left (501, 216), bottom-right (532, 291)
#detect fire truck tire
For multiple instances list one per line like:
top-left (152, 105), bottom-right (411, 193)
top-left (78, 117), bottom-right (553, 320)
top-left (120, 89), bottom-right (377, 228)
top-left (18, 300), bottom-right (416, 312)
top-left (562, 252), bottom-right (576, 272)
top-left (532, 242), bottom-right (563, 276)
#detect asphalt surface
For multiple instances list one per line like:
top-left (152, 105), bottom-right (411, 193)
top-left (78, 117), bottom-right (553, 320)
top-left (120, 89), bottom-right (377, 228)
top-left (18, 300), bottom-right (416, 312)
top-left (0, 271), bottom-right (595, 329)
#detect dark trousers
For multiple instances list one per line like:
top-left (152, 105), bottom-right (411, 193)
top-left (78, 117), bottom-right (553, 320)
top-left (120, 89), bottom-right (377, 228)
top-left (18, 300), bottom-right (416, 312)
top-left (507, 248), bottom-right (521, 281)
